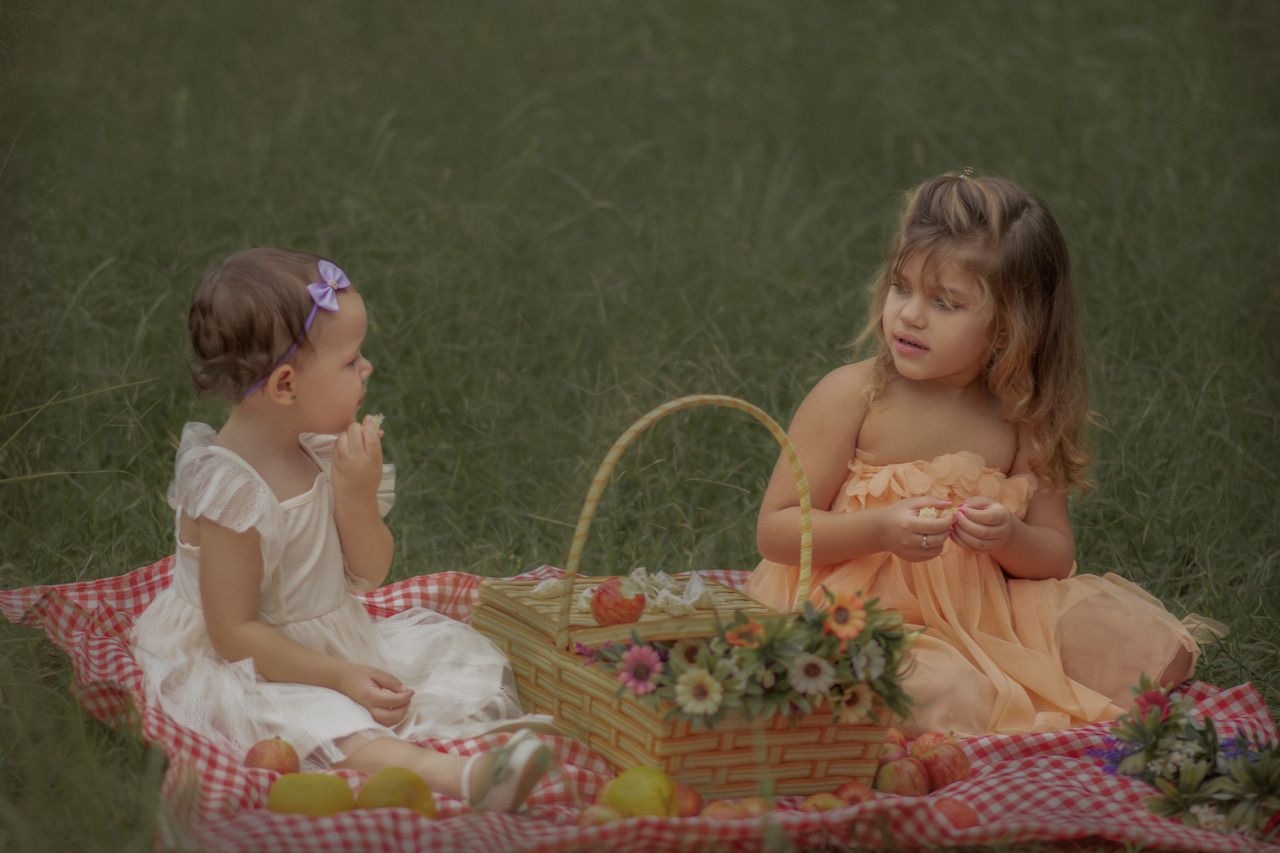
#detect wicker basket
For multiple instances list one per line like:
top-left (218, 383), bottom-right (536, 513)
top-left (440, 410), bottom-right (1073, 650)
top-left (472, 395), bottom-right (886, 798)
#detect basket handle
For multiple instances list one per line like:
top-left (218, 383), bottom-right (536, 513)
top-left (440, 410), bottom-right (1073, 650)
top-left (557, 394), bottom-right (813, 644)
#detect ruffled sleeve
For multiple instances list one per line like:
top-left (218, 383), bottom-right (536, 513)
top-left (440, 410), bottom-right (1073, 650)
top-left (167, 423), bottom-right (286, 577)
top-left (299, 433), bottom-right (396, 517)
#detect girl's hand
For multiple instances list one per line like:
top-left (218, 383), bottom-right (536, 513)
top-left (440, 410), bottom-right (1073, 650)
top-left (883, 498), bottom-right (956, 562)
top-left (339, 663), bottom-right (414, 727)
top-left (332, 417), bottom-right (384, 509)
top-left (948, 495), bottom-right (1014, 554)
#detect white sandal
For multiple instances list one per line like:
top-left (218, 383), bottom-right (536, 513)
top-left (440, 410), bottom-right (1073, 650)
top-left (461, 729), bottom-right (553, 813)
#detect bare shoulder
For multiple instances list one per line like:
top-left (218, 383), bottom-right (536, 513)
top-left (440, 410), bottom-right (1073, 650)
top-left (1009, 422), bottom-right (1038, 478)
top-left (804, 359), bottom-right (876, 410)
top-left (789, 359), bottom-right (876, 445)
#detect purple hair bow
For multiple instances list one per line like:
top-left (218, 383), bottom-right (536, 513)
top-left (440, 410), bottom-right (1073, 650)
top-left (306, 260), bottom-right (351, 313)
top-left (245, 260), bottom-right (352, 395)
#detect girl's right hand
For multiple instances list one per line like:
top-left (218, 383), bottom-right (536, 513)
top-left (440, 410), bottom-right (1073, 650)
top-left (339, 663), bottom-right (414, 727)
top-left (881, 498), bottom-right (956, 562)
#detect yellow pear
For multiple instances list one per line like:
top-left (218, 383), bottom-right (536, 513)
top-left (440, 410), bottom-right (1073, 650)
top-left (267, 773), bottom-right (356, 816)
top-left (356, 767), bottom-right (436, 819)
top-left (604, 766), bottom-right (678, 818)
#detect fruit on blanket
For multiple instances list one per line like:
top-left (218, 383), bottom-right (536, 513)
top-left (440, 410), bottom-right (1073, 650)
top-left (356, 766), bottom-right (436, 819)
top-left (873, 756), bottom-right (931, 796)
top-left (590, 577), bottom-right (647, 626)
top-left (833, 780), bottom-right (876, 804)
top-left (577, 803), bottom-right (623, 826)
top-left (910, 733), bottom-right (972, 790)
top-left (800, 792), bottom-right (846, 812)
top-left (244, 737), bottom-right (300, 774)
top-left (737, 795), bottom-right (772, 817)
top-left (908, 731), bottom-right (954, 755)
top-left (267, 773), bottom-right (356, 816)
top-left (934, 796), bottom-right (980, 829)
top-left (604, 766), bottom-right (678, 817)
top-left (672, 781), bottom-right (704, 817)
top-left (699, 799), bottom-right (748, 819)
top-left (878, 744), bottom-right (909, 766)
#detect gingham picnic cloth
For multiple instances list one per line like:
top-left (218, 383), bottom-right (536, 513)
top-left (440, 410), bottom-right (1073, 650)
top-left (2, 559), bottom-right (1276, 853)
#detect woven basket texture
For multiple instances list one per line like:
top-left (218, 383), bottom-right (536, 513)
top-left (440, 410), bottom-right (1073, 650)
top-left (472, 396), bottom-right (887, 796)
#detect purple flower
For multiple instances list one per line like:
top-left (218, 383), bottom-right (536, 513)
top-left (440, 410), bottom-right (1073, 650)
top-left (1089, 738), bottom-right (1140, 776)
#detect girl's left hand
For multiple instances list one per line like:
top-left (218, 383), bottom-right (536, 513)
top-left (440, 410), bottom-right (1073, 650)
top-left (948, 496), bottom-right (1015, 554)
top-left (332, 416), bottom-right (384, 507)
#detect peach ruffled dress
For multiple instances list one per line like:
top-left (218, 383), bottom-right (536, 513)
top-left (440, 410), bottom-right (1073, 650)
top-left (746, 451), bottom-right (1204, 737)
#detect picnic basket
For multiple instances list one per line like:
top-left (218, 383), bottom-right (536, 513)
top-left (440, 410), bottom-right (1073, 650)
top-left (471, 394), bottom-right (889, 798)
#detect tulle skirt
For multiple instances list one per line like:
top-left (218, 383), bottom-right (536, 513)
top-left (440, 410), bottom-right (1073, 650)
top-left (133, 591), bottom-right (527, 767)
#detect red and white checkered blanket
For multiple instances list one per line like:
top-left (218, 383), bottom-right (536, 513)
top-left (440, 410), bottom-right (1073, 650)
top-left (2, 558), bottom-right (1276, 852)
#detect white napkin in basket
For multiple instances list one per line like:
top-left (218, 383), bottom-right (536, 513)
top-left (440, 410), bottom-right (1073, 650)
top-left (530, 567), bottom-right (716, 617)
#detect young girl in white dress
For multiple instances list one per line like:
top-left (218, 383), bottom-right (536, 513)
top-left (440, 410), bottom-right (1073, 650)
top-left (132, 248), bottom-right (551, 812)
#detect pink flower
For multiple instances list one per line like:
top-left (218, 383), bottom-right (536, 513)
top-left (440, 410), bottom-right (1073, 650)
top-left (1133, 688), bottom-right (1171, 723)
top-left (618, 645), bottom-right (664, 696)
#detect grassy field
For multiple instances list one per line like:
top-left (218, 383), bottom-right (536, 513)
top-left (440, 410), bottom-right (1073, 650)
top-left (2, 1), bottom-right (1277, 850)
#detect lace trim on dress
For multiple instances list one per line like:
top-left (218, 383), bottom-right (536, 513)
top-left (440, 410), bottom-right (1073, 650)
top-left (168, 423), bottom-right (287, 576)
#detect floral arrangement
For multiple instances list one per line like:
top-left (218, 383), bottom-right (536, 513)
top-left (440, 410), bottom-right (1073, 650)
top-left (578, 588), bottom-right (917, 729)
top-left (1090, 675), bottom-right (1280, 838)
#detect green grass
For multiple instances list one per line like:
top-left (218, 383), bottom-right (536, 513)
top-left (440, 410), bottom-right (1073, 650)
top-left (2, 0), bottom-right (1277, 850)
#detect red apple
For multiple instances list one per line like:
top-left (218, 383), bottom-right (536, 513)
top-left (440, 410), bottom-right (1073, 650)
top-left (934, 796), bottom-right (980, 829)
top-left (244, 737), bottom-right (299, 774)
top-left (578, 803), bottom-right (623, 826)
top-left (912, 741), bottom-right (972, 791)
top-left (877, 744), bottom-right (909, 767)
top-left (885, 728), bottom-right (909, 749)
top-left (671, 781), bottom-right (704, 817)
top-left (590, 577), bottom-right (646, 626)
top-left (699, 799), bottom-right (748, 819)
top-left (908, 731), bottom-right (956, 756)
top-left (873, 756), bottom-right (930, 796)
top-left (832, 780), bottom-right (876, 805)
top-left (800, 792), bottom-right (845, 812)
top-left (737, 795), bottom-right (771, 817)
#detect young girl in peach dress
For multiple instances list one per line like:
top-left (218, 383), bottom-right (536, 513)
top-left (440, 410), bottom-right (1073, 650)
top-left (747, 172), bottom-right (1212, 737)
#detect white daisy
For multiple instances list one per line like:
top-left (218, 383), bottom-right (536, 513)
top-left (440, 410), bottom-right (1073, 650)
top-left (674, 667), bottom-right (724, 716)
top-left (787, 653), bottom-right (836, 697)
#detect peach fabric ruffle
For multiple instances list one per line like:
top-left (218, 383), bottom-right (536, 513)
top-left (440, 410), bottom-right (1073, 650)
top-left (746, 451), bottom-right (1204, 737)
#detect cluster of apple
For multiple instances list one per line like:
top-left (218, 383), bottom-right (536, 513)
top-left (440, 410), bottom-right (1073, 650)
top-left (874, 728), bottom-right (972, 795)
top-left (245, 737), bottom-right (435, 819)
top-left (579, 760), bottom-right (980, 829)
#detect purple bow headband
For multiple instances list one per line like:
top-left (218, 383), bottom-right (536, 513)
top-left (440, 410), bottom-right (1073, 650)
top-left (246, 260), bottom-right (352, 395)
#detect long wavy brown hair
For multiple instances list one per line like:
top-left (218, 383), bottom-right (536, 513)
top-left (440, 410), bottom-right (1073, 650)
top-left (857, 173), bottom-right (1093, 493)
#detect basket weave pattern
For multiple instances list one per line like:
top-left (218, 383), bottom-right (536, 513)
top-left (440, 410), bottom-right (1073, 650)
top-left (473, 395), bottom-right (887, 797)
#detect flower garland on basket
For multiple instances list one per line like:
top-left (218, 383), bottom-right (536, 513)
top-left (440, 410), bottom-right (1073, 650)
top-left (579, 588), bottom-right (916, 729)
top-left (1090, 675), bottom-right (1280, 839)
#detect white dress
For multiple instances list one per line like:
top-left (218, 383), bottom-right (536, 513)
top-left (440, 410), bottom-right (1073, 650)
top-left (132, 423), bottom-right (529, 767)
